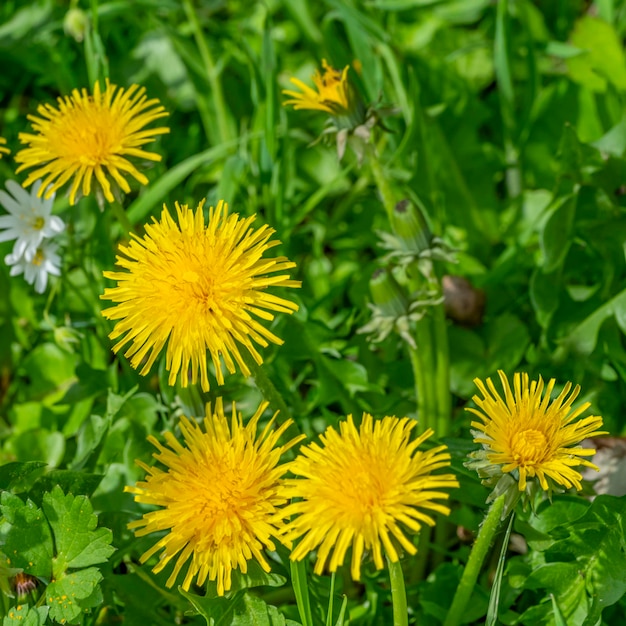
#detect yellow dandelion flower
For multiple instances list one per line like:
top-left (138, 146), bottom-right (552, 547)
top-left (15, 80), bottom-right (169, 205)
top-left (283, 59), bottom-right (351, 114)
top-left (0, 137), bottom-right (9, 159)
top-left (467, 370), bottom-right (607, 493)
top-left (100, 199), bottom-right (300, 391)
top-left (126, 398), bottom-right (305, 595)
top-left (281, 413), bottom-right (458, 581)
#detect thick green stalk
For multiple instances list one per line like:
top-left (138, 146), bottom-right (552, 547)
top-left (110, 200), bottom-right (133, 236)
top-left (182, 0), bottom-right (232, 144)
top-left (387, 557), bottom-right (409, 626)
top-left (408, 343), bottom-right (429, 431)
top-left (366, 144), bottom-right (396, 222)
top-left (243, 352), bottom-right (297, 429)
top-left (432, 297), bottom-right (451, 437)
top-left (444, 494), bottom-right (506, 626)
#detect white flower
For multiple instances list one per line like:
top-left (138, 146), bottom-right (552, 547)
top-left (0, 179), bottom-right (64, 259)
top-left (5, 241), bottom-right (61, 294)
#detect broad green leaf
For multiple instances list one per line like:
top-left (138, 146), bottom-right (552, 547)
top-left (228, 559), bottom-right (286, 594)
top-left (540, 193), bottom-right (577, 273)
top-left (0, 461), bottom-right (46, 491)
top-left (0, 492), bottom-right (53, 578)
top-left (71, 413), bottom-right (112, 471)
top-left (563, 287), bottom-right (626, 355)
top-left (567, 16), bottom-right (626, 92)
top-left (30, 470), bottom-right (103, 505)
top-left (46, 567), bottom-right (103, 625)
top-left (3, 604), bottom-right (49, 626)
top-left (42, 485), bottom-right (114, 576)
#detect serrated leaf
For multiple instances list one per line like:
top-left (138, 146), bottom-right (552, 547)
top-left (42, 486), bottom-right (114, 576)
top-left (232, 593), bottom-right (287, 625)
top-left (46, 567), bottom-right (102, 625)
top-left (0, 492), bottom-right (53, 578)
top-left (3, 604), bottom-right (49, 626)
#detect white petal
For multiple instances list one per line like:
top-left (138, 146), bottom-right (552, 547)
top-left (0, 190), bottom-right (23, 216)
top-left (5, 180), bottom-right (30, 206)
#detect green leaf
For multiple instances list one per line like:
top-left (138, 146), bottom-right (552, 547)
top-left (562, 287), bottom-right (626, 355)
top-left (29, 470), bottom-right (103, 506)
top-left (0, 461), bottom-right (46, 491)
top-left (71, 413), bottom-right (112, 471)
top-left (42, 485), bottom-right (114, 577)
top-left (3, 604), bottom-right (49, 626)
top-left (540, 193), bottom-right (577, 273)
top-left (0, 492), bottom-right (53, 578)
top-left (46, 567), bottom-right (103, 625)
top-left (228, 559), bottom-right (286, 594)
top-left (566, 16), bottom-right (626, 92)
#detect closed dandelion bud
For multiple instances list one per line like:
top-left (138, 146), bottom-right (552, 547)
top-left (369, 268), bottom-right (408, 318)
top-left (391, 199), bottom-right (432, 255)
top-left (63, 8), bottom-right (88, 42)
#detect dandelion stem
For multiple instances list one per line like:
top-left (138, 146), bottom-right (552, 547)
top-left (387, 556), bottom-right (409, 626)
top-left (290, 559), bottom-right (314, 626)
top-left (110, 199), bottom-right (134, 236)
top-left (433, 294), bottom-right (451, 437)
top-left (182, 0), bottom-right (232, 144)
top-left (244, 353), bottom-right (296, 428)
top-left (443, 494), bottom-right (506, 626)
top-left (366, 143), bottom-right (395, 222)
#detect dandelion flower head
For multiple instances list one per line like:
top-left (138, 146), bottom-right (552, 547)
top-left (0, 179), bottom-right (64, 259)
top-left (281, 413), bottom-right (458, 580)
top-left (0, 137), bottom-right (9, 159)
top-left (15, 80), bottom-right (169, 205)
top-left (467, 370), bottom-right (607, 493)
top-left (283, 59), bottom-right (351, 115)
top-left (101, 200), bottom-right (300, 391)
top-left (126, 399), bottom-right (305, 595)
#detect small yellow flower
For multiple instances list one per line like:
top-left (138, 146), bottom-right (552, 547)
top-left (15, 80), bottom-right (169, 205)
top-left (100, 200), bottom-right (300, 391)
top-left (0, 137), bottom-right (9, 159)
top-left (283, 59), bottom-right (351, 115)
top-left (281, 413), bottom-right (458, 581)
top-left (126, 399), bottom-right (305, 595)
top-left (467, 371), bottom-right (607, 493)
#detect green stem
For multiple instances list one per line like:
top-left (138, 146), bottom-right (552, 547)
top-left (110, 200), bottom-right (134, 235)
top-left (387, 557), bottom-right (409, 626)
top-left (243, 352), bottom-right (296, 428)
top-left (432, 300), bottom-right (451, 437)
top-left (408, 344), bottom-right (427, 427)
top-left (291, 559), bottom-right (314, 626)
top-left (182, 0), bottom-right (232, 144)
top-left (444, 494), bottom-right (506, 626)
top-left (367, 144), bottom-right (396, 222)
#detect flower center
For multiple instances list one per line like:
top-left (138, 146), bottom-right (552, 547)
top-left (31, 215), bottom-right (45, 231)
top-left (510, 428), bottom-right (547, 464)
top-left (32, 250), bottom-right (44, 267)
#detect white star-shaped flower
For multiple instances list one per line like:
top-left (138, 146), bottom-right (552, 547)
top-left (0, 179), bottom-right (64, 259)
top-left (5, 240), bottom-right (61, 293)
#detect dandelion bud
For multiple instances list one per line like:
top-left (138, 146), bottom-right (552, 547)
top-left (391, 199), bottom-right (432, 254)
top-left (63, 8), bottom-right (88, 42)
top-left (369, 268), bottom-right (408, 318)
